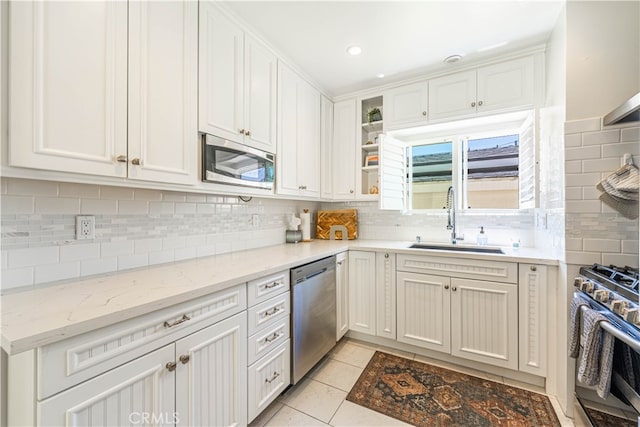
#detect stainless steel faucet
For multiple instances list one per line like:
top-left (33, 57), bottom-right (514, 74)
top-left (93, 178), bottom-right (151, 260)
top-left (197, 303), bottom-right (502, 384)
top-left (446, 186), bottom-right (463, 244)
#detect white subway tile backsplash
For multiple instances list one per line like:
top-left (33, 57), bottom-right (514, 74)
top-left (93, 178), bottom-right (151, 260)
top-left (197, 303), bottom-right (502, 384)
top-left (565, 118), bottom-right (601, 134)
top-left (564, 160), bottom-right (581, 174)
top-left (60, 243), bottom-right (101, 262)
top-left (565, 187), bottom-right (582, 200)
top-left (162, 236), bottom-right (186, 250)
top-left (602, 253), bottom-right (639, 267)
top-left (134, 189), bottom-right (163, 201)
top-left (100, 186), bottom-right (134, 200)
top-left (35, 197), bottom-right (80, 214)
top-left (565, 173), bottom-right (601, 187)
top-left (186, 194), bottom-right (206, 203)
top-left (565, 238), bottom-right (583, 251)
top-left (565, 146), bottom-right (601, 161)
top-left (196, 245), bottom-right (216, 258)
top-left (59, 183), bottom-right (100, 199)
top-left (582, 187), bottom-right (601, 201)
top-left (8, 246), bottom-right (58, 268)
top-left (196, 204), bottom-right (216, 214)
top-left (149, 202), bottom-right (175, 215)
top-left (622, 240), bottom-right (639, 254)
top-left (566, 250), bottom-right (602, 265)
top-left (117, 200), bottom-right (149, 214)
top-left (8, 179), bottom-right (58, 196)
top-left (162, 192), bottom-right (186, 202)
top-left (81, 199), bottom-right (118, 215)
top-left (1, 251), bottom-right (7, 269)
top-left (583, 238), bottom-right (620, 253)
top-left (175, 203), bottom-right (197, 214)
top-left (101, 240), bottom-right (134, 257)
top-left (2, 267), bottom-right (34, 290)
top-left (118, 253), bottom-right (148, 271)
top-left (185, 235), bottom-right (206, 247)
top-left (148, 250), bottom-right (175, 266)
top-left (135, 238), bottom-right (163, 254)
top-left (174, 247), bottom-right (197, 261)
top-left (1, 195), bottom-right (35, 214)
top-left (566, 200), bottom-right (602, 214)
top-left (582, 129), bottom-right (619, 146)
top-left (602, 142), bottom-right (640, 158)
top-left (564, 134), bottom-right (582, 148)
top-left (620, 127), bottom-right (640, 142)
top-left (582, 158), bottom-right (623, 173)
top-left (34, 262), bottom-right (80, 284)
top-left (81, 258), bottom-right (118, 277)
top-left (1, 179), bottom-right (8, 194)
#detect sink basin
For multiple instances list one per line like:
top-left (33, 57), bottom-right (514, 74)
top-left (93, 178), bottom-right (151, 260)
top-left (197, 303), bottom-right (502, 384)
top-left (408, 243), bottom-right (504, 254)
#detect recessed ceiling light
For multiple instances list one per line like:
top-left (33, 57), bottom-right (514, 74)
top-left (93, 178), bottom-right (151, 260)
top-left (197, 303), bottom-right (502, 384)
top-left (346, 45), bottom-right (362, 56)
top-left (443, 54), bottom-right (463, 64)
top-left (477, 41), bottom-right (508, 53)
top-left (376, 73), bottom-right (385, 78)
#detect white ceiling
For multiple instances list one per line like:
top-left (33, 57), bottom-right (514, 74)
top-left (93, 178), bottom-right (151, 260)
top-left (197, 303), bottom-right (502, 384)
top-left (223, 1), bottom-right (564, 97)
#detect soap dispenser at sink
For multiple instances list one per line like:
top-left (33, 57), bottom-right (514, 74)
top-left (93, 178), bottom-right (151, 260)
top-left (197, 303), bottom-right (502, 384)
top-left (476, 226), bottom-right (489, 246)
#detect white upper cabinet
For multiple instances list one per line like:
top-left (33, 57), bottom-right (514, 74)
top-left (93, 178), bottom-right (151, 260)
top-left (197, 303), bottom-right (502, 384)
top-left (320, 96), bottom-right (335, 199)
top-left (383, 82), bottom-right (428, 130)
top-left (429, 56), bottom-right (535, 121)
top-left (9, 1), bottom-right (198, 185)
top-left (199, 3), bottom-right (277, 153)
top-left (331, 99), bottom-right (357, 200)
top-left (9, 1), bottom-right (128, 177)
top-left (128, 1), bottom-right (198, 185)
top-left (276, 62), bottom-right (321, 198)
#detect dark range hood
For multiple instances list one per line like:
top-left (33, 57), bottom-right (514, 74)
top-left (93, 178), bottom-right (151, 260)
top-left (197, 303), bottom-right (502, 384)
top-left (603, 92), bottom-right (640, 126)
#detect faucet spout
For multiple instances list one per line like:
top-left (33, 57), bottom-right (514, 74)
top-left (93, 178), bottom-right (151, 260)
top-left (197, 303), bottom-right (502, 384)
top-left (446, 186), bottom-right (460, 244)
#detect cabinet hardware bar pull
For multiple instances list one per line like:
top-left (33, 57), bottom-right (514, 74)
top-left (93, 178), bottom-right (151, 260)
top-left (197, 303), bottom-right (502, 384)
top-left (245, 130), bottom-right (251, 136)
top-left (179, 355), bottom-right (190, 364)
top-left (131, 158), bottom-right (141, 166)
top-left (116, 155), bottom-right (127, 163)
top-left (263, 307), bottom-right (280, 317)
top-left (164, 314), bottom-right (191, 328)
top-left (264, 281), bottom-right (280, 289)
top-left (166, 362), bottom-right (177, 372)
top-left (265, 372), bottom-right (280, 383)
top-left (238, 129), bottom-right (245, 134)
top-left (264, 332), bottom-right (281, 343)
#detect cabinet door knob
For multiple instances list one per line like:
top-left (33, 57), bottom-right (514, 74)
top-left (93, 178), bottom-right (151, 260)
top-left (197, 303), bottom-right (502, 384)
top-left (350, 190), bottom-right (354, 193)
top-left (337, 261), bottom-right (343, 265)
top-left (384, 253), bottom-right (389, 259)
top-left (179, 354), bottom-right (190, 364)
top-left (471, 102), bottom-right (476, 107)
top-left (131, 158), bottom-right (141, 166)
top-left (238, 129), bottom-right (245, 134)
top-left (422, 111), bottom-right (427, 116)
top-left (245, 130), bottom-right (251, 136)
top-left (452, 287), bottom-right (457, 292)
top-left (478, 100), bottom-right (484, 106)
top-left (116, 155), bottom-right (127, 163)
top-left (166, 362), bottom-right (177, 372)
top-left (530, 265), bottom-right (537, 272)
top-left (444, 285), bottom-right (450, 290)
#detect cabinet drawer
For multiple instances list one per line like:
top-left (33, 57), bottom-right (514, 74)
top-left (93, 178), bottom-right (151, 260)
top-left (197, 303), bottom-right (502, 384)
top-left (247, 292), bottom-right (290, 336)
top-left (38, 283), bottom-right (246, 400)
top-left (248, 270), bottom-right (290, 307)
top-left (248, 317), bottom-right (290, 365)
top-left (248, 339), bottom-right (290, 423)
top-left (397, 254), bottom-right (517, 284)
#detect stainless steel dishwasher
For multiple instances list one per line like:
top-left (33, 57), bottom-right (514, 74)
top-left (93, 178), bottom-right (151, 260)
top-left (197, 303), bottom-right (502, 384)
top-left (291, 255), bottom-right (337, 384)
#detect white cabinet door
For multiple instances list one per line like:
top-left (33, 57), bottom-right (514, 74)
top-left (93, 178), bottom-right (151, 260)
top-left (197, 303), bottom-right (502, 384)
top-left (450, 278), bottom-right (518, 370)
top-left (331, 99), bottom-right (357, 200)
top-left (198, 2), bottom-right (244, 143)
top-left (397, 271), bottom-right (451, 353)
top-left (376, 252), bottom-right (396, 339)
top-left (348, 251), bottom-right (376, 335)
top-left (477, 56), bottom-right (535, 113)
top-left (243, 35), bottom-right (277, 153)
top-left (383, 82), bottom-right (428, 130)
top-left (39, 345), bottom-right (175, 426)
top-left (518, 264), bottom-right (548, 376)
top-left (248, 340), bottom-right (291, 423)
top-left (276, 62), bottom-right (320, 198)
top-left (320, 96), bottom-right (335, 199)
top-left (428, 70), bottom-right (476, 120)
top-left (128, 0), bottom-right (197, 185)
top-left (175, 312), bottom-right (247, 427)
top-left (9, 1), bottom-right (128, 177)
top-left (336, 252), bottom-right (349, 340)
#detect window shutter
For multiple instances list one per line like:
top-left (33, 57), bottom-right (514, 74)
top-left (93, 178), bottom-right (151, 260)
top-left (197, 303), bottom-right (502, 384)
top-left (379, 134), bottom-right (406, 211)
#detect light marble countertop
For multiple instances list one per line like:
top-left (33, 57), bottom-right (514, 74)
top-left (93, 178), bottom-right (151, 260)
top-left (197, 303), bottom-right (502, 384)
top-left (1, 239), bottom-right (558, 355)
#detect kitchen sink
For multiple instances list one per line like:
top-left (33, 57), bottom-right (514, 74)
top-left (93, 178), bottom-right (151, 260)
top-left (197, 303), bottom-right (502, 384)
top-left (408, 243), bottom-right (505, 254)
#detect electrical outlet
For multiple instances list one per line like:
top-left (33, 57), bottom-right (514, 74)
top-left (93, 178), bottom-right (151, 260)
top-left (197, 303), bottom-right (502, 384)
top-left (76, 215), bottom-right (95, 240)
top-left (252, 214), bottom-right (260, 227)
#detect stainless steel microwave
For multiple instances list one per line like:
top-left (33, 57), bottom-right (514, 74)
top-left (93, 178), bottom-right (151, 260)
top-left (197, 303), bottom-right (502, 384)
top-left (202, 134), bottom-right (275, 190)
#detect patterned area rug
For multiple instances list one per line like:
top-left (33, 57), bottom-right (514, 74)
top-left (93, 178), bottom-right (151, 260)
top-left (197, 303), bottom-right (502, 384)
top-left (347, 351), bottom-right (561, 427)
top-left (584, 407), bottom-right (636, 427)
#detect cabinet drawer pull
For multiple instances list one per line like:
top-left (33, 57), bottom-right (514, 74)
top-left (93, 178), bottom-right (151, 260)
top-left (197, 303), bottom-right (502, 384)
top-left (245, 130), bottom-right (251, 136)
top-left (264, 281), bottom-right (280, 289)
top-left (478, 100), bottom-right (484, 106)
top-left (422, 111), bottom-right (427, 116)
top-left (265, 371), bottom-right (280, 384)
top-left (238, 128), bottom-right (245, 134)
top-left (179, 355), bottom-right (190, 364)
top-left (530, 265), bottom-right (537, 272)
top-left (116, 155), bottom-right (128, 163)
top-left (263, 332), bottom-right (281, 343)
top-left (471, 102), bottom-right (476, 107)
top-left (262, 307), bottom-right (281, 317)
top-left (164, 314), bottom-right (191, 328)
top-left (131, 158), bottom-right (141, 166)
top-left (166, 362), bottom-right (177, 372)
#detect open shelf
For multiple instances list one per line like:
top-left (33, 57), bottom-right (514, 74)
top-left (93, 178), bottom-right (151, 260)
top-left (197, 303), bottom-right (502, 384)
top-left (362, 143), bottom-right (379, 152)
top-left (362, 121), bottom-right (383, 133)
top-left (362, 165), bottom-right (379, 172)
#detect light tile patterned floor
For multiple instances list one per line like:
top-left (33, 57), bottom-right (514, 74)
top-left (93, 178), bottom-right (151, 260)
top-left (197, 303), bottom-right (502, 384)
top-left (249, 338), bottom-right (575, 427)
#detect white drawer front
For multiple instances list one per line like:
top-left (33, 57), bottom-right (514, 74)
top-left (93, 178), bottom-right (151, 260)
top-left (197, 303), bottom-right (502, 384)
top-left (248, 340), bottom-right (290, 423)
top-left (38, 283), bottom-right (246, 399)
top-left (397, 254), bottom-right (517, 284)
top-left (248, 270), bottom-right (290, 307)
top-left (247, 292), bottom-right (290, 336)
top-left (248, 317), bottom-right (290, 365)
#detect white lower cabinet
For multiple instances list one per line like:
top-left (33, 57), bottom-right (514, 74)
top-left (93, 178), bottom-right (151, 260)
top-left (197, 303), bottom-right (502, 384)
top-left (375, 252), bottom-right (396, 339)
top-left (518, 264), bottom-right (548, 376)
top-left (248, 340), bottom-right (291, 422)
top-left (336, 251), bottom-right (349, 340)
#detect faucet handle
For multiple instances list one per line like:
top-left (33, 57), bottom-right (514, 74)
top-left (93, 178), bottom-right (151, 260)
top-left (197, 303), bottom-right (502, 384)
top-left (416, 235), bottom-right (422, 243)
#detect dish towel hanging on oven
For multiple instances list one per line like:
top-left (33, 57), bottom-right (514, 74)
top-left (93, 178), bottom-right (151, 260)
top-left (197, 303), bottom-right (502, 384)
top-left (596, 162), bottom-right (639, 219)
top-left (569, 294), bottom-right (591, 357)
top-left (569, 297), bottom-right (615, 398)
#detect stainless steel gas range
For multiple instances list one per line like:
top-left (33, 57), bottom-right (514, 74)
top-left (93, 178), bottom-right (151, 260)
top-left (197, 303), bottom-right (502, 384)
top-left (574, 263), bottom-right (640, 417)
